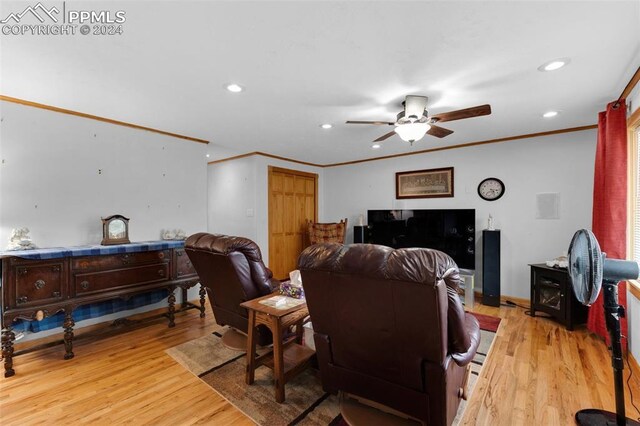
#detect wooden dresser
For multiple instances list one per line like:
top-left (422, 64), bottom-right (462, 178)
top-left (0, 241), bottom-right (202, 377)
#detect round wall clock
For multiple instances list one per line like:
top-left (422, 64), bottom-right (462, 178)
top-left (478, 178), bottom-right (505, 201)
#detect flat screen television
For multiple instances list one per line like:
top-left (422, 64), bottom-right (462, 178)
top-left (367, 209), bottom-right (476, 270)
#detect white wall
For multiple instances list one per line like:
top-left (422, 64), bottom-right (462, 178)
top-left (0, 102), bottom-right (208, 246)
top-left (323, 130), bottom-right (597, 299)
top-left (207, 155), bottom-right (258, 241)
top-left (0, 101), bottom-right (208, 340)
top-left (207, 155), bottom-right (324, 266)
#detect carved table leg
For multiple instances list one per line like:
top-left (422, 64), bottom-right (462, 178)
top-left (1, 326), bottom-right (15, 377)
top-left (245, 310), bottom-right (257, 385)
top-left (63, 310), bottom-right (75, 360)
top-left (168, 288), bottom-right (176, 328)
top-left (272, 316), bottom-right (286, 403)
top-left (295, 319), bottom-right (304, 345)
top-left (199, 285), bottom-right (206, 318)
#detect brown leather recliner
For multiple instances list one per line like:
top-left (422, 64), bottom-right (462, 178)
top-left (298, 243), bottom-right (480, 426)
top-left (185, 233), bottom-right (279, 347)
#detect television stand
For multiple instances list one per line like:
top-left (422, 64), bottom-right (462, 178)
top-left (529, 264), bottom-right (588, 330)
top-left (458, 269), bottom-right (475, 308)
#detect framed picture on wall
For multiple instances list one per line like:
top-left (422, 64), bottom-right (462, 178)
top-left (396, 167), bottom-right (454, 199)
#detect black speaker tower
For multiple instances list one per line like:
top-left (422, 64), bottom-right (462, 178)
top-left (353, 226), bottom-right (367, 244)
top-left (482, 230), bottom-right (501, 307)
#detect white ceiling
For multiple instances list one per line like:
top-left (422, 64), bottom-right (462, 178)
top-left (1, 1), bottom-right (639, 164)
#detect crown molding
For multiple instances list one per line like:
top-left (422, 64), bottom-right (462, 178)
top-left (208, 124), bottom-right (598, 168)
top-left (208, 151), bottom-right (323, 167)
top-left (0, 95), bottom-right (209, 144)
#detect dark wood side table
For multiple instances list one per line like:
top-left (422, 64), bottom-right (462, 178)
top-left (240, 294), bottom-right (314, 403)
top-left (529, 264), bottom-right (588, 330)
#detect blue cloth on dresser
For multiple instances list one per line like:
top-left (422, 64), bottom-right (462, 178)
top-left (11, 289), bottom-right (170, 333)
top-left (0, 240), bottom-right (185, 260)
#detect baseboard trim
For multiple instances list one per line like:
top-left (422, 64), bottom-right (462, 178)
top-left (473, 291), bottom-right (530, 308)
top-left (630, 351), bottom-right (640, 374)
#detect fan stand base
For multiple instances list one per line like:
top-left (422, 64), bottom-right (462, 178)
top-left (576, 408), bottom-right (640, 425)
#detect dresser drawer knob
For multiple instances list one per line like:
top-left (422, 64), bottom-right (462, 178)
top-left (34, 279), bottom-right (46, 290)
top-left (177, 251), bottom-right (183, 257)
top-left (80, 281), bottom-right (89, 290)
top-left (158, 269), bottom-right (165, 277)
top-left (52, 266), bottom-right (60, 272)
top-left (52, 291), bottom-right (61, 298)
top-left (17, 296), bottom-right (28, 304)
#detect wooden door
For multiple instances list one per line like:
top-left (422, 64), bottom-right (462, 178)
top-left (268, 166), bottom-right (318, 280)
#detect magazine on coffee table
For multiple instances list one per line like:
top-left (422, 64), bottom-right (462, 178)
top-left (259, 295), bottom-right (306, 310)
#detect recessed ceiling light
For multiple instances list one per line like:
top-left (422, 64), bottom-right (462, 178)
top-left (371, 142), bottom-right (381, 149)
top-left (320, 124), bottom-right (332, 129)
top-left (538, 58), bottom-right (571, 72)
top-left (225, 83), bottom-right (244, 92)
top-left (543, 111), bottom-right (559, 118)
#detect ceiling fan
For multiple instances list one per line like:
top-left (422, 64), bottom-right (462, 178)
top-left (346, 95), bottom-right (491, 145)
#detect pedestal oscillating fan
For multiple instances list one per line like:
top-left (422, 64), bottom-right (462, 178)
top-left (568, 229), bottom-right (640, 426)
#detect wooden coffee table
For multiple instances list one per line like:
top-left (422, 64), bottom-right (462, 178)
top-left (240, 294), bottom-right (315, 403)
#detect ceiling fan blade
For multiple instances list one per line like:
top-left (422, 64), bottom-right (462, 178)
top-left (431, 104), bottom-right (492, 123)
top-left (346, 120), bottom-right (395, 125)
top-left (374, 131), bottom-right (397, 142)
top-left (404, 95), bottom-right (428, 119)
top-left (427, 125), bottom-right (454, 138)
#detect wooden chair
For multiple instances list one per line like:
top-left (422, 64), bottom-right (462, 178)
top-left (306, 218), bottom-right (348, 245)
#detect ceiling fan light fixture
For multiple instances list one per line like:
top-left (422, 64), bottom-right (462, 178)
top-left (394, 122), bottom-right (431, 143)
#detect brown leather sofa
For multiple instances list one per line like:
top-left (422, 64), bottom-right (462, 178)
top-left (185, 233), bottom-right (279, 346)
top-left (298, 243), bottom-right (480, 426)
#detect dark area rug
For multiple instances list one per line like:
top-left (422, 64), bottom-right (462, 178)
top-left (166, 313), bottom-right (501, 425)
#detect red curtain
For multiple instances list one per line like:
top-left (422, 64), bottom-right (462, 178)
top-left (589, 99), bottom-right (628, 347)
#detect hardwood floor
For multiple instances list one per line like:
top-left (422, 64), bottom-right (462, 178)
top-left (462, 302), bottom-right (640, 425)
top-left (1, 300), bottom-right (639, 425)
